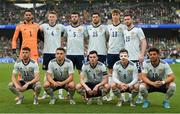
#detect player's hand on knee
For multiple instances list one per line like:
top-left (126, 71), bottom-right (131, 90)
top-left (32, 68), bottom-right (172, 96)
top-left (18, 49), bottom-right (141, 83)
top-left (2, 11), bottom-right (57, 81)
top-left (92, 90), bottom-right (97, 95)
top-left (124, 84), bottom-right (129, 89)
top-left (85, 87), bottom-right (91, 92)
top-left (87, 90), bottom-right (93, 95)
top-left (53, 82), bottom-right (59, 87)
top-left (16, 85), bottom-right (23, 91)
top-left (155, 81), bottom-right (163, 87)
top-left (120, 83), bottom-right (127, 91)
top-left (93, 86), bottom-right (99, 93)
top-left (21, 83), bottom-right (29, 91)
top-left (57, 82), bottom-right (64, 87)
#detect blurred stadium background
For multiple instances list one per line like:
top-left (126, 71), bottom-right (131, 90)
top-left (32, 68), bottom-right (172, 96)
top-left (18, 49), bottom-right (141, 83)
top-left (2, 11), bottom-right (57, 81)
top-left (0, 0), bottom-right (180, 61)
top-left (0, 0), bottom-right (180, 113)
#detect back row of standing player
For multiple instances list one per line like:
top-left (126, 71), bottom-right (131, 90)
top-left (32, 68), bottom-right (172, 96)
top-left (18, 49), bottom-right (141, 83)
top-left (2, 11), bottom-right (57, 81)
top-left (40, 9), bottom-right (147, 76)
top-left (12, 9), bottom-right (146, 75)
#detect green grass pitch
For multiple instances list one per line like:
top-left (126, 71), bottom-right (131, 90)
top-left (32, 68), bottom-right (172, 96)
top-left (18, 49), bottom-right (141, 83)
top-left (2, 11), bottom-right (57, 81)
top-left (0, 63), bottom-right (180, 113)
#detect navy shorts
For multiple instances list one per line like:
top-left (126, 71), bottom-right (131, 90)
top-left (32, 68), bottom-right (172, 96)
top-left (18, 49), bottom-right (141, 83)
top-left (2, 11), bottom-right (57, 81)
top-left (148, 84), bottom-right (168, 93)
top-left (131, 60), bottom-right (141, 73)
top-left (66, 55), bottom-right (84, 70)
top-left (87, 55), bottom-right (107, 65)
top-left (51, 85), bottom-right (66, 91)
top-left (19, 80), bottom-right (34, 90)
top-left (85, 82), bottom-right (102, 98)
top-left (120, 87), bottom-right (131, 93)
top-left (51, 79), bottom-right (66, 91)
top-left (107, 54), bottom-right (119, 69)
top-left (42, 54), bottom-right (55, 70)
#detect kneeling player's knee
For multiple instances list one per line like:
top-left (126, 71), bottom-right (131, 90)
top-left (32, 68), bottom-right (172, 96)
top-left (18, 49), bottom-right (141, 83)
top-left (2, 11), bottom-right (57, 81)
top-left (167, 82), bottom-right (176, 95)
top-left (35, 84), bottom-right (42, 91)
top-left (112, 87), bottom-right (120, 97)
top-left (133, 84), bottom-right (139, 91)
top-left (104, 84), bottom-right (110, 89)
top-left (169, 82), bottom-right (176, 91)
top-left (76, 87), bottom-right (86, 95)
top-left (43, 83), bottom-right (49, 88)
top-left (8, 82), bottom-right (14, 89)
top-left (100, 84), bottom-right (110, 96)
top-left (111, 83), bottom-right (117, 90)
top-left (76, 83), bottom-right (82, 90)
top-left (68, 82), bottom-right (75, 89)
top-left (139, 84), bottom-right (147, 93)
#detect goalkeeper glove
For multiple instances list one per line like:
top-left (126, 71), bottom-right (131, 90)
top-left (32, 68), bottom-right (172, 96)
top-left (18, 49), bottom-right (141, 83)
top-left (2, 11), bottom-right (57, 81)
top-left (12, 49), bottom-right (18, 61)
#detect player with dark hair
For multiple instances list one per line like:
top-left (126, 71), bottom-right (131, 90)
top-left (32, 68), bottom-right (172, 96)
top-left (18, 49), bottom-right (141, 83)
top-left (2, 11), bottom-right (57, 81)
top-left (12, 9), bottom-right (41, 62)
top-left (123, 13), bottom-right (147, 103)
top-left (76, 50), bottom-right (110, 105)
top-left (63, 11), bottom-right (87, 74)
top-left (140, 47), bottom-right (176, 109)
top-left (86, 12), bottom-right (109, 64)
top-left (43, 47), bottom-right (76, 105)
top-left (8, 47), bottom-right (41, 105)
top-left (112, 49), bottom-right (139, 107)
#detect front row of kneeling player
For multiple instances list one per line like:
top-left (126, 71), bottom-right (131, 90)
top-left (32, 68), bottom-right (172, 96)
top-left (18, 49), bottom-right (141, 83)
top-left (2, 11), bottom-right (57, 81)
top-left (8, 47), bottom-right (176, 109)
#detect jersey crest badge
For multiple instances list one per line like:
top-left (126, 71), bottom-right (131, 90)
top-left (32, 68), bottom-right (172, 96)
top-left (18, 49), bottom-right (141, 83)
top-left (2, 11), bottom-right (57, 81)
top-left (158, 69), bottom-right (164, 76)
top-left (28, 67), bottom-right (33, 72)
top-left (56, 27), bottom-right (60, 32)
top-left (78, 28), bottom-right (82, 32)
top-left (118, 28), bottom-right (122, 32)
top-left (131, 32), bottom-right (135, 37)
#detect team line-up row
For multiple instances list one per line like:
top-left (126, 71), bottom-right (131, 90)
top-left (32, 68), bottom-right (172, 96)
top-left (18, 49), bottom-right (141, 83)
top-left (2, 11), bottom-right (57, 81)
top-left (8, 47), bottom-right (176, 109)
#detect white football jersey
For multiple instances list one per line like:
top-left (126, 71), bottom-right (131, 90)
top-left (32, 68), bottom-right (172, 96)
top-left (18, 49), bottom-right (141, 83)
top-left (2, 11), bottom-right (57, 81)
top-left (86, 24), bottom-right (108, 55)
top-left (47, 58), bottom-right (74, 81)
top-left (123, 27), bottom-right (145, 60)
top-left (41, 23), bottom-right (65, 54)
top-left (142, 59), bottom-right (173, 81)
top-left (107, 23), bottom-right (127, 54)
top-left (81, 61), bottom-right (108, 83)
top-left (12, 59), bottom-right (39, 82)
top-left (64, 25), bottom-right (87, 55)
top-left (112, 60), bottom-right (138, 87)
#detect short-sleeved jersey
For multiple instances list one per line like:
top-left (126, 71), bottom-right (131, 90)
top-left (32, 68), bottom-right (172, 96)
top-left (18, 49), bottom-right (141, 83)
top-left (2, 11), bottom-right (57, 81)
top-left (86, 24), bottom-right (108, 55)
top-left (40, 23), bottom-right (65, 54)
top-left (47, 58), bottom-right (74, 81)
top-left (12, 22), bottom-right (40, 61)
top-left (123, 27), bottom-right (145, 60)
top-left (107, 24), bottom-right (127, 54)
top-left (112, 61), bottom-right (138, 86)
top-left (12, 59), bottom-right (39, 82)
top-left (142, 59), bottom-right (173, 81)
top-left (81, 61), bottom-right (108, 83)
top-left (64, 25), bottom-right (87, 55)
